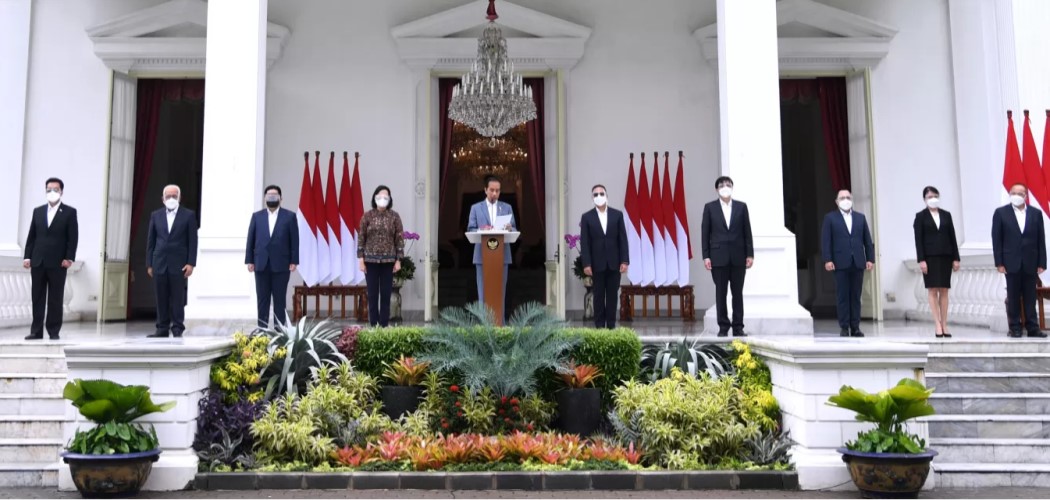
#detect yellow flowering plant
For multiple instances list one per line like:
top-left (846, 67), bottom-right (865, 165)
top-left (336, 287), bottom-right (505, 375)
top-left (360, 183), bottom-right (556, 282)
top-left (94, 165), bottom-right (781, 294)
top-left (210, 332), bottom-right (284, 402)
top-left (730, 341), bottom-right (780, 431)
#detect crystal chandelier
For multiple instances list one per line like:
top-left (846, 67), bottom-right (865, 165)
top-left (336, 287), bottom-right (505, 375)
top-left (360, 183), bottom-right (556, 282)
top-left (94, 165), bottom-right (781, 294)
top-left (451, 122), bottom-right (528, 182)
top-left (448, 0), bottom-right (537, 141)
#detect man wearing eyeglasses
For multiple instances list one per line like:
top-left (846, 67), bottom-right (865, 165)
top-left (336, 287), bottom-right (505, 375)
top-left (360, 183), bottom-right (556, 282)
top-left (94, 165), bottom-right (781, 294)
top-left (701, 176), bottom-right (754, 337)
top-left (579, 184), bottom-right (629, 329)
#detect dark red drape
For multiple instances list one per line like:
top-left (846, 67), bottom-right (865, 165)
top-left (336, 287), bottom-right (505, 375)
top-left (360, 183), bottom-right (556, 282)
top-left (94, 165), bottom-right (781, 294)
top-left (129, 79), bottom-right (204, 243)
top-left (524, 78), bottom-right (545, 231)
top-left (438, 78), bottom-right (458, 215)
top-left (779, 78), bottom-right (851, 191)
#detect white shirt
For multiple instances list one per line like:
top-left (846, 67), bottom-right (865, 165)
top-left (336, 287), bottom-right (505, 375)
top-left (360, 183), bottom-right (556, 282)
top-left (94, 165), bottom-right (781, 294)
top-left (841, 210), bottom-right (853, 234)
top-left (720, 199), bottom-right (732, 228)
top-left (47, 202), bottom-right (61, 228)
top-left (268, 209), bottom-right (279, 237)
top-left (597, 207), bottom-right (608, 234)
top-left (1015, 205), bottom-right (1027, 233)
top-left (930, 210), bottom-right (940, 230)
top-left (487, 200), bottom-right (498, 226)
top-left (167, 207), bottom-right (178, 232)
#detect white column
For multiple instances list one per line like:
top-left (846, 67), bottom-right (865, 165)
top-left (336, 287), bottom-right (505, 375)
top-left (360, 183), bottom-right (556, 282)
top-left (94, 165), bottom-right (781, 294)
top-left (0, 0), bottom-right (32, 256)
top-left (710, 0), bottom-right (813, 334)
top-left (186, 0), bottom-right (268, 329)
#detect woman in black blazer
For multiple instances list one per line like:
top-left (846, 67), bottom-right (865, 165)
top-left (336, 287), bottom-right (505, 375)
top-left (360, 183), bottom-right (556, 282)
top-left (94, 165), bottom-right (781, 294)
top-left (913, 186), bottom-right (961, 338)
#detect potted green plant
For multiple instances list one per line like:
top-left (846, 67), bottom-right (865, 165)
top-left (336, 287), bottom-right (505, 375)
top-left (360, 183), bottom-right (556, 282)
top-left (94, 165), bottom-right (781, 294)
top-left (61, 379), bottom-right (176, 498)
top-left (826, 378), bottom-right (938, 499)
top-left (380, 355), bottom-right (430, 419)
top-left (556, 361), bottom-right (603, 436)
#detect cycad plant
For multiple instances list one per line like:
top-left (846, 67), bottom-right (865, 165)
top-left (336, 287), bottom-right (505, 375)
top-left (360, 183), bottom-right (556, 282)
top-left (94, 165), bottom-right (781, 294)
top-left (420, 301), bottom-right (578, 397)
top-left (259, 316), bottom-right (347, 399)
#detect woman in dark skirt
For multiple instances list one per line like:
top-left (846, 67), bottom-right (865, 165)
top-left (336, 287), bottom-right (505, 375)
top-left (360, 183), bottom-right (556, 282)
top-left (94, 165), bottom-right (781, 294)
top-left (913, 186), bottom-right (961, 338)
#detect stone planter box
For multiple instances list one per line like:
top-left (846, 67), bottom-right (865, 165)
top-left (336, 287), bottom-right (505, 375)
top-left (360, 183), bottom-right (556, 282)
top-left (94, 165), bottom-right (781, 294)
top-left (194, 470), bottom-right (798, 491)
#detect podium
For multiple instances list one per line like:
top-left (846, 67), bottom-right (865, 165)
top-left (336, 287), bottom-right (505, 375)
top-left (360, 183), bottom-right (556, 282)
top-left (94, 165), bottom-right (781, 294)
top-left (465, 230), bottom-right (520, 325)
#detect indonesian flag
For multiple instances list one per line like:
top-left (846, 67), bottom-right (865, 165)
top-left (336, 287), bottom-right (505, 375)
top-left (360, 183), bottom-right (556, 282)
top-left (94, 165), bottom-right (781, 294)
top-left (637, 154), bottom-right (655, 285)
top-left (1022, 110), bottom-right (1048, 213)
top-left (324, 152), bottom-right (342, 285)
top-left (296, 153), bottom-right (319, 286)
top-left (311, 152), bottom-right (331, 284)
top-left (1003, 111), bottom-right (1026, 196)
top-left (348, 154), bottom-right (365, 285)
top-left (338, 153), bottom-right (358, 285)
top-left (661, 153), bottom-right (679, 286)
top-left (650, 159), bottom-right (667, 286)
top-left (673, 153), bottom-right (693, 285)
top-left (623, 155), bottom-right (643, 285)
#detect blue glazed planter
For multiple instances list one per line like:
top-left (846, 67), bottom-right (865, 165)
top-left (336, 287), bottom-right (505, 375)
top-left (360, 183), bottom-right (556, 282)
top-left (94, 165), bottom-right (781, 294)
top-left (62, 449), bottom-right (162, 498)
top-left (837, 447), bottom-right (938, 499)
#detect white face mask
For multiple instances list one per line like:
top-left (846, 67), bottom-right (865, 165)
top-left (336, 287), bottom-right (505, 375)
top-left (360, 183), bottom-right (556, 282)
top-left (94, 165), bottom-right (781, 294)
top-left (46, 191), bottom-right (61, 204)
top-left (375, 196), bottom-right (389, 208)
top-left (593, 194), bottom-right (607, 207)
top-left (718, 187), bottom-right (733, 199)
top-left (164, 198), bottom-right (179, 211)
top-left (1011, 194), bottom-right (1026, 207)
top-left (838, 199), bottom-right (853, 212)
top-left (926, 197), bottom-right (940, 209)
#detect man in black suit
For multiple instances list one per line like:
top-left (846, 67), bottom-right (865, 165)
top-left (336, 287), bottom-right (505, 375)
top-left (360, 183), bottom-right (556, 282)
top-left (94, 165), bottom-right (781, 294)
top-left (580, 184), bottom-right (630, 329)
top-left (992, 183), bottom-right (1048, 338)
top-left (146, 184), bottom-right (198, 338)
top-left (701, 176), bottom-right (754, 337)
top-left (821, 189), bottom-right (875, 337)
top-left (246, 185), bottom-right (299, 329)
top-left (23, 177), bottom-right (78, 340)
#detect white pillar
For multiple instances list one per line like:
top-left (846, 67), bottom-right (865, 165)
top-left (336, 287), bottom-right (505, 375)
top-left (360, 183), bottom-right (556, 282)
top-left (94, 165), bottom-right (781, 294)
top-left (186, 0), bottom-right (268, 329)
top-left (0, 0), bottom-right (32, 256)
top-left (709, 0), bottom-right (813, 334)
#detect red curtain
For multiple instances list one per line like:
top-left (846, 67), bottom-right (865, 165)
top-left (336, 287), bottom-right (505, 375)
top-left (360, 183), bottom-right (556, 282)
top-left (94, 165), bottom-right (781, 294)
top-left (779, 78), bottom-right (851, 191)
top-left (524, 78), bottom-right (545, 230)
top-left (438, 78), bottom-right (458, 215)
top-left (129, 79), bottom-right (204, 243)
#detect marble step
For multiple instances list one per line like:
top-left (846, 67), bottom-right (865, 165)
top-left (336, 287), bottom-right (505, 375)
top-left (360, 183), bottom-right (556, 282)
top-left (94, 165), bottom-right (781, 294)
top-left (0, 342), bottom-right (66, 356)
top-left (0, 373), bottom-right (66, 395)
top-left (0, 462), bottom-right (58, 488)
top-left (0, 416), bottom-right (66, 439)
top-left (0, 394), bottom-right (66, 416)
top-left (930, 438), bottom-right (1050, 463)
top-left (930, 393), bottom-right (1050, 415)
top-left (923, 340), bottom-right (1050, 354)
top-left (925, 372), bottom-right (1050, 393)
top-left (0, 354), bottom-right (66, 374)
top-left (924, 414), bottom-right (1050, 439)
top-left (927, 353), bottom-right (1050, 373)
top-left (0, 438), bottom-right (63, 463)
top-left (934, 462), bottom-right (1050, 488)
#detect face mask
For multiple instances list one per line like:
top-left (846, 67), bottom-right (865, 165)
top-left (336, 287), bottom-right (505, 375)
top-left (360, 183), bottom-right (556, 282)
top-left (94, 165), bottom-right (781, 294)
top-left (718, 187), bottom-right (732, 198)
top-left (838, 199), bottom-right (853, 212)
top-left (46, 191), bottom-right (61, 204)
top-left (165, 198), bottom-right (179, 211)
top-left (265, 195), bottom-right (280, 208)
top-left (375, 196), bottom-right (390, 208)
top-left (593, 194), bottom-right (607, 207)
top-left (926, 197), bottom-right (940, 209)
top-left (1011, 194), bottom-right (1026, 207)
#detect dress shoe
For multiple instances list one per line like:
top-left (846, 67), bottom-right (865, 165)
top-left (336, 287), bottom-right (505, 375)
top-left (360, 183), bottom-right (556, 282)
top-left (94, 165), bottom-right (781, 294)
top-left (840, 328), bottom-right (850, 337)
top-left (1008, 331), bottom-right (1023, 338)
top-left (147, 331), bottom-right (170, 338)
top-left (732, 330), bottom-right (748, 337)
top-left (48, 335), bottom-right (60, 341)
top-left (717, 330), bottom-right (729, 337)
top-left (172, 332), bottom-right (184, 338)
top-left (1028, 331), bottom-right (1048, 338)
top-left (24, 333), bottom-right (43, 340)
top-left (851, 330), bottom-right (865, 337)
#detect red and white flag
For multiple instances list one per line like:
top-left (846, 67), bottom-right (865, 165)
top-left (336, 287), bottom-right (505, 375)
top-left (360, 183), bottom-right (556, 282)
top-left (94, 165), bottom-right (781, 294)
top-left (296, 153), bottom-right (319, 286)
top-left (661, 153), bottom-right (679, 286)
top-left (348, 154), bottom-right (365, 285)
top-left (324, 153), bottom-right (342, 285)
top-left (1042, 110), bottom-right (1050, 203)
top-left (338, 153), bottom-right (358, 285)
top-left (311, 152), bottom-right (331, 284)
top-left (623, 155), bottom-right (643, 285)
top-left (1003, 111), bottom-right (1026, 196)
top-left (673, 153), bottom-right (693, 285)
top-left (649, 157), bottom-right (667, 286)
top-left (1022, 110), bottom-right (1047, 213)
top-left (637, 154), bottom-right (655, 285)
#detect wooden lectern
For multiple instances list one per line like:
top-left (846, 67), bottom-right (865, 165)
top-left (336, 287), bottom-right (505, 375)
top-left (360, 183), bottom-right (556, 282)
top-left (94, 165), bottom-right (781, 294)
top-left (465, 230), bottom-right (520, 325)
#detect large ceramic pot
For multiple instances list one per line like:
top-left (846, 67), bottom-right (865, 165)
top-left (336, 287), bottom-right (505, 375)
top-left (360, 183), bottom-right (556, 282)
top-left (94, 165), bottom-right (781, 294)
top-left (62, 449), bottom-right (161, 498)
top-left (837, 448), bottom-right (938, 499)
top-left (556, 388), bottom-right (601, 437)
top-left (380, 385), bottom-right (424, 420)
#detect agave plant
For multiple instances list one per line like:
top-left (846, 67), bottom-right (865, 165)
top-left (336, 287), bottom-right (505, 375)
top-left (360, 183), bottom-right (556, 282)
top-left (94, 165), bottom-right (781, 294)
top-left (559, 361), bottom-right (603, 389)
top-left (260, 316), bottom-right (347, 399)
top-left (63, 379), bottom-right (176, 455)
top-left (741, 428), bottom-right (793, 466)
top-left (420, 301), bottom-right (578, 397)
top-left (641, 338), bottom-right (734, 381)
top-left (382, 356), bottom-right (430, 386)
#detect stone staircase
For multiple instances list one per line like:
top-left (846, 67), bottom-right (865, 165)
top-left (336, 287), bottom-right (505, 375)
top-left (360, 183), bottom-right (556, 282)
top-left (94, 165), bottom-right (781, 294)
top-left (0, 342), bottom-right (68, 487)
top-left (923, 339), bottom-right (1050, 488)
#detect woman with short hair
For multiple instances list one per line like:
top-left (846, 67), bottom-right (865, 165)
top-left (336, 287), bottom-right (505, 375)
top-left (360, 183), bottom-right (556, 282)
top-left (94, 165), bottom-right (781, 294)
top-left (913, 186), bottom-right (961, 338)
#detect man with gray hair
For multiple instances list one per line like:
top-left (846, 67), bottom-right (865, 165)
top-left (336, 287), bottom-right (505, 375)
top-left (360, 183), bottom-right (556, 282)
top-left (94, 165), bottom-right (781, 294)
top-left (146, 185), bottom-right (198, 338)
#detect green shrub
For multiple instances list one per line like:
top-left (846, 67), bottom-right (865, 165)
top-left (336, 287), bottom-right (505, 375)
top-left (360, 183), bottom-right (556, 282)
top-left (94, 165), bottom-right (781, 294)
top-left (354, 327), bottom-right (426, 377)
top-left (729, 341), bottom-right (780, 431)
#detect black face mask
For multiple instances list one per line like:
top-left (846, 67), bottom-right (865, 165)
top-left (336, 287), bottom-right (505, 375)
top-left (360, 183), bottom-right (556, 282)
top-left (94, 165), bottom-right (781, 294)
top-left (266, 200), bottom-right (280, 209)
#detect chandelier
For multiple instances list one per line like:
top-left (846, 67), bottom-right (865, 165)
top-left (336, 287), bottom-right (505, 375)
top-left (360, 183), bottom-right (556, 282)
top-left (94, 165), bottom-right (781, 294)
top-left (452, 122), bottom-right (528, 182)
top-left (448, 0), bottom-right (537, 141)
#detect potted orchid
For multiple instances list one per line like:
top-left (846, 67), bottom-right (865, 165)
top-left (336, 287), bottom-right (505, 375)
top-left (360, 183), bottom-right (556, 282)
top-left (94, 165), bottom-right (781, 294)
top-left (394, 230), bottom-right (420, 288)
top-left (564, 233), bottom-right (589, 286)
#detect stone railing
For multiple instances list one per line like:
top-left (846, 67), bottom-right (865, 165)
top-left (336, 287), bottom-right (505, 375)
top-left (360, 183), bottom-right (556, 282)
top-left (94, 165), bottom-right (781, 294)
top-left (904, 253), bottom-right (1007, 331)
top-left (0, 255), bottom-right (83, 327)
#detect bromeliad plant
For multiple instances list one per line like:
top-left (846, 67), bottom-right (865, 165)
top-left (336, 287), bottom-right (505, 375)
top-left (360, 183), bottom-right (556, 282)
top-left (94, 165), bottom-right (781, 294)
top-left (641, 338), bottom-right (734, 381)
top-left (826, 378), bottom-right (936, 454)
top-left (260, 316), bottom-right (347, 399)
top-left (382, 356), bottom-right (430, 386)
top-left (63, 379), bottom-right (176, 455)
top-left (559, 362), bottom-right (603, 389)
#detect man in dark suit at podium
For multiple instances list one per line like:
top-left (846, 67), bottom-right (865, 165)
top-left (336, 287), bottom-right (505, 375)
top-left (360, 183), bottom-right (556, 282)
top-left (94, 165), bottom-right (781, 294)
top-left (821, 189), bottom-right (875, 337)
top-left (701, 176), bottom-right (753, 337)
top-left (246, 185), bottom-right (299, 329)
top-left (147, 184), bottom-right (198, 338)
top-left (467, 175), bottom-right (515, 317)
top-left (23, 177), bottom-right (79, 340)
top-left (992, 183), bottom-right (1048, 338)
top-left (580, 184), bottom-right (629, 329)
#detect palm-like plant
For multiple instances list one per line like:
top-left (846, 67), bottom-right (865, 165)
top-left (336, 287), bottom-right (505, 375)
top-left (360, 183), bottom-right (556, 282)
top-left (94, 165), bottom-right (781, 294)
top-left (420, 301), bottom-right (578, 397)
top-left (826, 378), bottom-right (935, 454)
top-left (63, 379), bottom-right (176, 455)
top-left (641, 338), bottom-right (734, 381)
top-left (259, 316), bottom-right (347, 399)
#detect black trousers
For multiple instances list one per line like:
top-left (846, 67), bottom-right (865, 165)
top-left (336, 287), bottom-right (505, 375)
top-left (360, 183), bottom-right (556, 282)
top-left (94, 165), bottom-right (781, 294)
top-left (30, 266), bottom-right (67, 338)
top-left (255, 270), bottom-right (290, 329)
top-left (834, 268), bottom-right (865, 330)
top-left (592, 268), bottom-right (621, 329)
top-left (365, 262), bottom-right (394, 327)
top-left (155, 271), bottom-right (187, 335)
top-left (712, 266), bottom-right (746, 333)
top-left (1006, 271), bottom-right (1039, 334)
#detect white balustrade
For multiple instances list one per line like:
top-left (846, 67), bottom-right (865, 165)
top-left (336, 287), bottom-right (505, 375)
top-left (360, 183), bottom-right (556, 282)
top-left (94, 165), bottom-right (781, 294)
top-left (0, 255), bottom-right (83, 327)
top-left (905, 253), bottom-right (1007, 331)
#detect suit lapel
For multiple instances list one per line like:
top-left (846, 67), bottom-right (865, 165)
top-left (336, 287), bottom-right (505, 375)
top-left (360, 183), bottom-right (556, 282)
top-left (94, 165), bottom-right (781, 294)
top-left (729, 201), bottom-right (740, 231)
